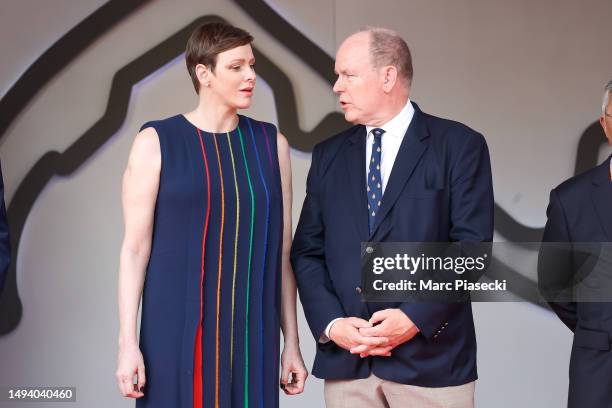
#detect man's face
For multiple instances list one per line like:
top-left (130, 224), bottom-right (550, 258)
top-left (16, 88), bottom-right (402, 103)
top-left (333, 33), bottom-right (386, 125)
top-left (601, 96), bottom-right (612, 145)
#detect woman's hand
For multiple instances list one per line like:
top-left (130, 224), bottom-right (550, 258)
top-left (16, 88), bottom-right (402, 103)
top-left (116, 343), bottom-right (146, 398)
top-left (280, 343), bottom-right (308, 395)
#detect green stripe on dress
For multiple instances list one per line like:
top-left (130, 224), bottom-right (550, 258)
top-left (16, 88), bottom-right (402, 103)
top-left (237, 125), bottom-right (254, 408)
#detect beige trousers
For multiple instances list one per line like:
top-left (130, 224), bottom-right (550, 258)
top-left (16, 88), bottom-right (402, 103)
top-left (324, 373), bottom-right (475, 408)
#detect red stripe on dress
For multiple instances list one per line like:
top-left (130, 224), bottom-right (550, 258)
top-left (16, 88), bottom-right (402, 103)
top-left (194, 128), bottom-right (211, 408)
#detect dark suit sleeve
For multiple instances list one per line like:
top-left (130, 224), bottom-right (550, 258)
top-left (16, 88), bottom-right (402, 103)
top-left (400, 131), bottom-right (494, 339)
top-left (291, 144), bottom-right (346, 341)
top-left (538, 189), bottom-right (577, 332)
top-left (0, 160), bottom-right (10, 293)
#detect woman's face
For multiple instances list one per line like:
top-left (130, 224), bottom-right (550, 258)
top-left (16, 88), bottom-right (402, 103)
top-left (205, 44), bottom-right (256, 109)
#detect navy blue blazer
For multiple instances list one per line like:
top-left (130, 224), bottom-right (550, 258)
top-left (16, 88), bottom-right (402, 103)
top-left (540, 157), bottom-right (612, 408)
top-left (291, 102), bottom-right (494, 387)
top-left (0, 160), bottom-right (9, 293)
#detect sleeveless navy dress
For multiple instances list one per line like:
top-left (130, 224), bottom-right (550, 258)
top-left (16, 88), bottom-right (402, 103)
top-left (136, 114), bottom-right (283, 408)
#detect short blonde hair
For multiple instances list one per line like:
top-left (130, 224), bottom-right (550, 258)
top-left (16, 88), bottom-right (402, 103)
top-left (360, 27), bottom-right (413, 86)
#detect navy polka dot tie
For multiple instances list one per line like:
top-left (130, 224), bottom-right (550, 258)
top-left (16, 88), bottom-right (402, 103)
top-left (367, 128), bottom-right (384, 233)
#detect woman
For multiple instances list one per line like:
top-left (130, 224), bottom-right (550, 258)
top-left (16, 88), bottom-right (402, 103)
top-left (116, 22), bottom-right (307, 407)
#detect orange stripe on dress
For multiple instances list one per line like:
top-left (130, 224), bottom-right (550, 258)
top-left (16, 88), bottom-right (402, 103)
top-left (194, 128), bottom-right (211, 408)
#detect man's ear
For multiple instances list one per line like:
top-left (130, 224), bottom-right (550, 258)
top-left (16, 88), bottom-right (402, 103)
top-left (382, 65), bottom-right (398, 93)
top-left (601, 116), bottom-right (612, 144)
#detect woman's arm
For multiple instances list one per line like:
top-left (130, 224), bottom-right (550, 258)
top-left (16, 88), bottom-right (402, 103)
top-left (277, 131), bottom-right (308, 395)
top-left (278, 132), bottom-right (298, 346)
top-left (116, 127), bottom-right (161, 398)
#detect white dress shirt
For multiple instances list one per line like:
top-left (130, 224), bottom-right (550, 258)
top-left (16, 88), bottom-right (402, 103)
top-left (320, 100), bottom-right (415, 343)
top-left (365, 100), bottom-right (415, 194)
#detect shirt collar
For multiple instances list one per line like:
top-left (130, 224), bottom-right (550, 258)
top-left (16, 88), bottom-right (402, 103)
top-left (366, 99), bottom-right (415, 139)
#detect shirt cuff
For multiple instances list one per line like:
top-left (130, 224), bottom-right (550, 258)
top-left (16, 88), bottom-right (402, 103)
top-left (319, 317), bottom-right (344, 343)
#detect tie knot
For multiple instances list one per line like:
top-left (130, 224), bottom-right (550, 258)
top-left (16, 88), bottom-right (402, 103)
top-left (372, 128), bottom-right (384, 140)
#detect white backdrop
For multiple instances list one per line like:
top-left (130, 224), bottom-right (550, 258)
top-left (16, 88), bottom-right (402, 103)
top-left (1, 1), bottom-right (611, 406)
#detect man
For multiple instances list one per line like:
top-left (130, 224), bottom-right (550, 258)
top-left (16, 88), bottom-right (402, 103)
top-left (540, 80), bottom-right (612, 408)
top-left (291, 28), bottom-right (493, 407)
top-left (0, 159), bottom-right (9, 293)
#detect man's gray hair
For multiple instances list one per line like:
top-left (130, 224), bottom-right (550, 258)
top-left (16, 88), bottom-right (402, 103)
top-left (359, 27), bottom-right (413, 87)
top-left (603, 80), bottom-right (612, 115)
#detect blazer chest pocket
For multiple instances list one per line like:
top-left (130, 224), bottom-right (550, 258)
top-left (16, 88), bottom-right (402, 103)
top-left (574, 326), bottom-right (610, 351)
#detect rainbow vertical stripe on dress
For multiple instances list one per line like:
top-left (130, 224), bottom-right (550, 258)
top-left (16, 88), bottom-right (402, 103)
top-left (137, 114), bottom-right (282, 408)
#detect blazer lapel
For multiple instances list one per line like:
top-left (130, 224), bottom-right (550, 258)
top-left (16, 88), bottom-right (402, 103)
top-left (591, 157), bottom-right (612, 240)
top-left (344, 126), bottom-right (370, 241)
top-left (369, 104), bottom-right (429, 239)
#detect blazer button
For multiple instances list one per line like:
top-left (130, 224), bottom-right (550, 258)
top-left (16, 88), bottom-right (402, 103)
top-left (433, 334), bottom-right (438, 339)
top-left (366, 246), bottom-right (374, 254)
top-left (356, 286), bottom-right (363, 294)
